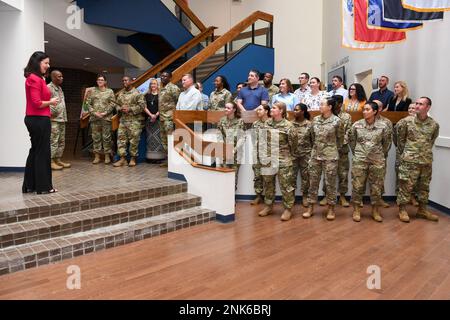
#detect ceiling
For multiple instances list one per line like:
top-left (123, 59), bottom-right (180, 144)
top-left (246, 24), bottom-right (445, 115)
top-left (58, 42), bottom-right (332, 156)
top-left (44, 23), bottom-right (136, 74)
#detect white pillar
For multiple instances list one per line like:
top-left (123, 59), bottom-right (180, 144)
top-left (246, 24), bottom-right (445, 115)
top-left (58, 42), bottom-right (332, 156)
top-left (0, 0), bottom-right (44, 168)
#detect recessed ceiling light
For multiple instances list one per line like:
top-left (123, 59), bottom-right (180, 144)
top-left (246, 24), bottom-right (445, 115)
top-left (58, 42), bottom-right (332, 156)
top-left (84, 57), bottom-right (91, 60)
top-left (102, 70), bottom-right (108, 73)
top-left (44, 40), bottom-right (49, 44)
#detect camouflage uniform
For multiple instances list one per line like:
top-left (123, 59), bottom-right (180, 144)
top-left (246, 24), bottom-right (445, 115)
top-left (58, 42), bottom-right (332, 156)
top-left (217, 116), bottom-right (245, 190)
top-left (48, 82), bottom-right (67, 159)
top-left (266, 84), bottom-right (280, 102)
top-left (376, 114), bottom-right (394, 196)
top-left (251, 119), bottom-right (269, 197)
top-left (87, 87), bottom-right (116, 154)
top-left (159, 83), bottom-right (181, 152)
top-left (291, 119), bottom-right (312, 198)
top-left (262, 118), bottom-right (298, 209)
top-left (308, 114), bottom-right (344, 205)
top-left (209, 88), bottom-right (232, 111)
top-left (322, 110), bottom-right (352, 195)
top-left (349, 118), bottom-right (392, 205)
top-left (116, 88), bottom-right (146, 157)
top-left (396, 115), bottom-right (439, 205)
top-left (393, 115), bottom-right (414, 194)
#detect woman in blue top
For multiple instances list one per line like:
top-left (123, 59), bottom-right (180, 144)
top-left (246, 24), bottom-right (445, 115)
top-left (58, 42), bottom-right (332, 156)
top-left (271, 78), bottom-right (299, 111)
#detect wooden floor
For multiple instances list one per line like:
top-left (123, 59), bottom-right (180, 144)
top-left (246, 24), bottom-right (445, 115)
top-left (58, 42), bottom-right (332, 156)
top-left (0, 202), bottom-right (449, 300)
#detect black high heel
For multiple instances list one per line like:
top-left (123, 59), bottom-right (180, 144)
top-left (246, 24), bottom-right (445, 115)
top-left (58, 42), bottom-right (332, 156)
top-left (22, 187), bottom-right (35, 194)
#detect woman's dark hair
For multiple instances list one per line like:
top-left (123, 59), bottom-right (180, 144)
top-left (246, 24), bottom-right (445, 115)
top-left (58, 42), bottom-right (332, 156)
top-left (295, 103), bottom-right (311, 120)
top-left (310, 77), bottom-right (321, 85)
top-left (325, 97), bottom-right (338, 116)
top-left (24, 51), bottom-right (49, 78)
top-left (97, 74), bottom-right (107, 81)
top-left (216, 75), bottom-right (230, 91)
top-left (227, 101), bottom-right (241, 119)
top-left (279, 78), bottom-right (294, 93)
top-left (332, 94), bottom-right (344, 105)
top-left (349, 83), bottom-right (367, 102)
top-left (262, 104), bottom-right (271, 118)
top-left (366, 101), bottom-right (379, 115)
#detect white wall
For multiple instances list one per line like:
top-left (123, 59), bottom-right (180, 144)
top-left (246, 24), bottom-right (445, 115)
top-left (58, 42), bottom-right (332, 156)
top-left (43, 0), bottom-right (148, 70)
top-left (0, 0), bottom-right (45, 167)
top-left (189, 0), bottom-right (324, 83)
top-left (322, 0), bottom-right (450, 208)
top-left (0, 0), bottom-right (23, 10)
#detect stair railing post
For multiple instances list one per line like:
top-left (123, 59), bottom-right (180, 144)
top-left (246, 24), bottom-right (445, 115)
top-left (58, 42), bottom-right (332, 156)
top-left (224, 44), bottom-right (228, 62)
top-left (193, 68), bottom-right (197, 82)
top-left (269, 22), bottom-right (273, 48)
top-left (252, 23), bottom-right (255, 44)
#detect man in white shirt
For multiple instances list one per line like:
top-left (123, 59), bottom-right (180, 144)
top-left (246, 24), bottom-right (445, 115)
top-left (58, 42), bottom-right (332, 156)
top-left (328, 75), bottom-right (348, 100)
top-left (176, 74), bottom-right (203, 110)
top-left (294, 72), bottom-right (311, 102)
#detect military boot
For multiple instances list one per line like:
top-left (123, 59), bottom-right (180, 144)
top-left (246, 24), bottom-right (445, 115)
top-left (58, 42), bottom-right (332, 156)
top-left (372, 205), bottom-right (383, 223)
top-left (319, 197), bottom-right (327, 206)
top-left (417, 204), bottom-right (439, 222)
top-left (51, 159), bottom-right (63, 170)
top-left (104, 154), bottom-right (111, 165)
top-left (56, 158), bottom-right (71, 168)
top-left (258, 205), bottom-right (273, 217)
top-left (301, 194), bottom-right (309, 208)
top-left (326, 205), bottom-right (336, 221)
top-left (398, 205), bottom-right (410, 223)
top-left (128, 157), bottom-right (136, 167)
top-left (352, 204), bottom-right (361, 222)
top-left (250, 194), bottom-right (263, 205)
top-left (302, 204), bottom-right (314, 219)
top-left (113, 157), bottom-right (127, 167)
top-left (410, 196), bottom-right (419, 207)
top-left (281, 209), bottom-right (293, 221)
top-left (378, 198), bottom-right (390, 208)
top-left (339, 194), bottom-right (350, 207)
top-left (92, 153), bottom-right (101, 165)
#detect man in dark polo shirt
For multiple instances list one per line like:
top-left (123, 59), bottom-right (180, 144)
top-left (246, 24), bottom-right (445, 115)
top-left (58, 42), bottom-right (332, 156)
top-left (369, 75), bottom-right (394, 109)
top-left (236, 69), bottom-right (269, 112)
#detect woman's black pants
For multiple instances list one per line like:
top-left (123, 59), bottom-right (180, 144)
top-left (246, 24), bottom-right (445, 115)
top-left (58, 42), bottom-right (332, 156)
top-left (23, 116), bottom-right (53, 193)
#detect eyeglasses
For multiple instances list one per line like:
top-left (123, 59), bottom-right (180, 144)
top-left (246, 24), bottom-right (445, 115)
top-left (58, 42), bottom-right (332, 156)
top-left (349, 88), bottom-right (356, 91)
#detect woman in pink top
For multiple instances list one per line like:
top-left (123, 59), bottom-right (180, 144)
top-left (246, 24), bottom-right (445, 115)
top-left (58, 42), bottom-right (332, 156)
top-left (22, 51), bottom-right (59, 194)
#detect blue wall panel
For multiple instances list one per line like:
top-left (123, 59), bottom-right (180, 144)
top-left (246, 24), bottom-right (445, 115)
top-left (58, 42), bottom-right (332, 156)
top-left (201, 45), bottom-right (275, 96)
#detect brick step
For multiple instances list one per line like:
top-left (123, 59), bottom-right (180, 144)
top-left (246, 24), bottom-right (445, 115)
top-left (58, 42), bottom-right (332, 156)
top-left (0, 206), bottom-right (215, 275)
top-left (0, 179), bottom-right (187, 225)
top-left (0, 193), bottom-right (201, 249)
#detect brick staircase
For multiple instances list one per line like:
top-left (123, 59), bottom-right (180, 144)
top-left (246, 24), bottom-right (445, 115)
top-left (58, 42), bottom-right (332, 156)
top-left (0, 179), bottom-right (215, 275)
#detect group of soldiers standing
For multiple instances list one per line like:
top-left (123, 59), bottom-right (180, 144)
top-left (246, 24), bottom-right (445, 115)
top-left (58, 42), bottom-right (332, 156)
top-left (218, 95), bottom-right (440, 224)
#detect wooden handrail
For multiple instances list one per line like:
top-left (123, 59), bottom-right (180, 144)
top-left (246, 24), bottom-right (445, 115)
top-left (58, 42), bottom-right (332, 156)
top-left (171, 11), bottom-right (274, 82)
top-left (173, 0), bottom-right (207, 32)
top-left (174, 111), bottom-right (409, 125)
top-left (129, 26), bottom-right (216, 90)
top-left (173, 117), bottom-right (235, 172)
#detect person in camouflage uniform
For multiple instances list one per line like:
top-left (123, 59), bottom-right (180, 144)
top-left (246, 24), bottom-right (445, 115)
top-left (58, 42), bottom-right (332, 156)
top-left (396, 97), bottom-right (440, 223)
top-left (262, 72), bottom-right (280, 102)
top-left (209, 75), bottom-right (232, 111)
top-left (319, 95), bottom-right (351, 207)
top-left (291, 103), bottom-right (313, 208)
top-left (86, 74), bottom-right (116, 164)
top-left (393, 103), bottom-right (419, 206)
top-left (258, 101), bottom-right (298, 221)
top-left (371, 100), bottom-right (394, 208)
top-left (303, 98), bottom-right (344, 221)
top-left (349, 102), bottom-right (392, 222)
top-left (217, 101), bottom-right (245, 190)
top-left (113, 76), bottom-right (146, 167)
top-left (48, 70), bottom-right (71, 170)
top-left (159, 71), bottom-right (181, 167)
top-left (249, 104), bottom-right (270, 205)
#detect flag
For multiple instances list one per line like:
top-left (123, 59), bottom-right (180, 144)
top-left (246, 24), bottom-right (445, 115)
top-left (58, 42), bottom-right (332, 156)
top-left (402, 0), bottom-right (450, 12)
top-left (383, 0), bottom-right (444, 23)
top-left (368, 0), bottom-right (423, 31)
top-left (342, 0), bottom-right (384, 50)
top-left (354, 0), bottom-right (406, 43)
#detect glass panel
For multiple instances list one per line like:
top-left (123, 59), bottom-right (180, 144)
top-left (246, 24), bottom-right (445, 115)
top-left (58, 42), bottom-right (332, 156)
top-left (159, 0), bottom-right (201, 36)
